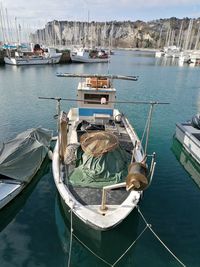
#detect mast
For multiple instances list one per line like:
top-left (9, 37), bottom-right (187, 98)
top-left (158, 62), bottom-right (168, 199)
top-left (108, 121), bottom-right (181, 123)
top-left (15, 17), bottom-right (20, 45)
top-left (5, 8), bottom-right (12, 43)
top-left (0, 5), bottom-right (5, 43)
top-left (157, 26), bottom-right (163, 49)
top-left (0, 3), bottom-right (8, 43)
top-left (194, 23), bottom-right (200, 50)
top-left (177, 20), bottom-right (183, 48)
top-left (184, 19), bottom-right (193, 50)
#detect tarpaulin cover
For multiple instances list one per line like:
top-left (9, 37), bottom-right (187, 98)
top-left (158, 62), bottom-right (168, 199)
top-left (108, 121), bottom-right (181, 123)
top-left (0, 128), bottom-right (52, 183)
top-left (69, 145), bottom-right (130, 188)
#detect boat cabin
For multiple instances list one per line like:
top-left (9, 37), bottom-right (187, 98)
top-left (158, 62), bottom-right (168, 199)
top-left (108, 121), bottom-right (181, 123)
top-left (76, 77), bottom-right (116, 122)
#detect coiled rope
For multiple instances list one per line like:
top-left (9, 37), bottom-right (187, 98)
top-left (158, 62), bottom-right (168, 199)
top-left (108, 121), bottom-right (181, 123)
top-left (67, 206), bottom-right (187, 267)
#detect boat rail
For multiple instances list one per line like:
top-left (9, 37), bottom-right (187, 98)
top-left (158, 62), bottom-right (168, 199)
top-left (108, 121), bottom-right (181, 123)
top-left (99, 152), bottom-right (156, 212)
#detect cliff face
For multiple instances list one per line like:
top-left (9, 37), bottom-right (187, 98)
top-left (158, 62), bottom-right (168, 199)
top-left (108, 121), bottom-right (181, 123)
top-left (31, 18), bottom-right (200, 49)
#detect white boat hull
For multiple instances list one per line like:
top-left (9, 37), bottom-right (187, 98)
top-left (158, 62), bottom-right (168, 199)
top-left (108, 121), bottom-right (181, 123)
top-left (175, 123), bottom-right (200, 164)
top-left (52, 141), bottom-right (141, 231)
top-left (52, 108), bottom-right (144, 230)
top-left (71, 54), bottom-right (109, 63)
top-left (0, 182), bottom-right (24, 209)
top-left (52, 76), bottom-right (154, 231)
top-left (4, 54), bottom-right (61, 65)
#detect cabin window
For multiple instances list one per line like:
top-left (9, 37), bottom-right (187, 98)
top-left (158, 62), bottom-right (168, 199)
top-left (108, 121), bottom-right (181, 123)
top-left (84, 94), bottom-right (109, 104)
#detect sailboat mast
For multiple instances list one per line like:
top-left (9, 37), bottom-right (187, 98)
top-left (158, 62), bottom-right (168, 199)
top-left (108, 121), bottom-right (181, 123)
top-left (0, 3), bottom-right (8, 43)
top-left (194, 23), bottom-right (200, 50)
top-left (15, 17), bottom-right (20, 45)
top-left (177, 20), bottom-right (183, 48)
top-left (0, 5), bottom-right (5, 43)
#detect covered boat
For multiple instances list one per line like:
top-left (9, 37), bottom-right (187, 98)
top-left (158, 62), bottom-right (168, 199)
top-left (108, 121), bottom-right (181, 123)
top-left (0, 127), bottom-right (52, 209)
top-left (51, 73), bottom-right (157, 231)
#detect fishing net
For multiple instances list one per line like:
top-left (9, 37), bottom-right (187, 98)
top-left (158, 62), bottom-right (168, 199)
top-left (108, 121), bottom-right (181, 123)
top-left (80, 131), bottom-right (119, 157)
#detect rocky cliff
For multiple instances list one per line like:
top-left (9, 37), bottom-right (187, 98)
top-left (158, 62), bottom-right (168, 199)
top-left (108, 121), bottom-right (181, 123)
top-left (31, 18), bottom-right (200, 49)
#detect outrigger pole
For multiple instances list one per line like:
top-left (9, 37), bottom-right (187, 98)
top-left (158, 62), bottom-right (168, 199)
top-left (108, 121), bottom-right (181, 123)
top-left (39, 96), bottom-right (169, 161)
top-left (56, 73), bottom-right (139, 81)
top-left (38, 97), bottom-right (169, 105)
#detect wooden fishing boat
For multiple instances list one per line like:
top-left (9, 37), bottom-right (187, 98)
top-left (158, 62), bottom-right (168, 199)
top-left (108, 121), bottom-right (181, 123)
top-left (50, 73), bottom-right (158, 231)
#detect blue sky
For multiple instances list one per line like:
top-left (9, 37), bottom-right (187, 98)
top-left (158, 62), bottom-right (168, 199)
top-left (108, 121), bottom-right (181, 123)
top-left (1, 0), bottom-right (200, 28)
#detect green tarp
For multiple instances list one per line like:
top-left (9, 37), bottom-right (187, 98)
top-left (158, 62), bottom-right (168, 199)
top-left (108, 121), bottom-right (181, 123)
top-left (69, 146), bottom-right (130, 188)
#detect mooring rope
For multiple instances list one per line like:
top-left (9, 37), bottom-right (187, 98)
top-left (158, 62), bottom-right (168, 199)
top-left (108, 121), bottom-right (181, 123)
top-left (67, 206), bottom-right (187, 267)
top-left (71, 225), bottom-right (149, 267)
top-left (68, 212), bottom-right (149, 267)
top-left (67, 209), bottom-right (73, 267)
top-left (72, 232), bottom-right (112, 266)
top-left (136, 206), bottom-right (187, 267)
top-left (111, 225), bottom-right (149, 267)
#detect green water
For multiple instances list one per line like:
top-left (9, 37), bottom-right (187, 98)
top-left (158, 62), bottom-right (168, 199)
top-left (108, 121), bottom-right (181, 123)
top-left (0, 51), bottom-right (200, 266)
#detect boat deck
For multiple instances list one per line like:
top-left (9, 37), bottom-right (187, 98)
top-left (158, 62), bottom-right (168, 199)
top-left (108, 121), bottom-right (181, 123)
top-left (68, 185), bottom-right (129, 205)
top-left (72, 119), bottom-right (134, 153)
top-left (62, 118), bottom-right (135, 206)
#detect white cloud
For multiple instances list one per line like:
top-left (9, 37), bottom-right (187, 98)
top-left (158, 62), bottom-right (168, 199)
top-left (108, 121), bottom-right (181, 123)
top-left (1, 0), bottom-right (200, 28)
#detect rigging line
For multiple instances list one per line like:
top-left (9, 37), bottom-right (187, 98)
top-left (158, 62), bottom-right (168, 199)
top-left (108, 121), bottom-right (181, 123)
top-left (136, 206), bottom-right (187, 267)
top-left (111, 225), bottom-right (149, 267)
top-left (72, 224), bottom-right (149, 267)
top-left (141, 106), bottom-right (151, 144)
top-left (67, 209), bottom-right (73, 267)
top-left (72, 232), bottom-right (113, 267)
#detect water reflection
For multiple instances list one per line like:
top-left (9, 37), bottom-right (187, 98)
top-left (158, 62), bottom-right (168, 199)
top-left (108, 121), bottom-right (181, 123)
top-left (155, 56), bottom-right (200, 68)
top-left (171, 137), bottom-right (200, 189)
top-left (55, 194), bottom-right (140, 267)
top-left (0, 156), bottom-right (50, 232)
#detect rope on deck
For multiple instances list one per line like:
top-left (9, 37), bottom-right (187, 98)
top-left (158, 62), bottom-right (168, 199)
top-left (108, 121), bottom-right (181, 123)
top-left (67, 206), bottom-right (187, 267)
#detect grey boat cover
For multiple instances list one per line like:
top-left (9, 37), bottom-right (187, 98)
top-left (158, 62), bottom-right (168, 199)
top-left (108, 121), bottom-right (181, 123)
top-left (0, 128), bottom-right (52, 183)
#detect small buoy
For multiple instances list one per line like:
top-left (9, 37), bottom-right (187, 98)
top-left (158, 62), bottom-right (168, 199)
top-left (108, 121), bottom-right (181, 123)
top-left (48, 150), bottom-right (53, 160)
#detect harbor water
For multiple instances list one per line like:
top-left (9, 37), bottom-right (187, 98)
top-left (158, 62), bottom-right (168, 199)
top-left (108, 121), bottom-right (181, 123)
top-left (0, 50), bottom-right (200, 267)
